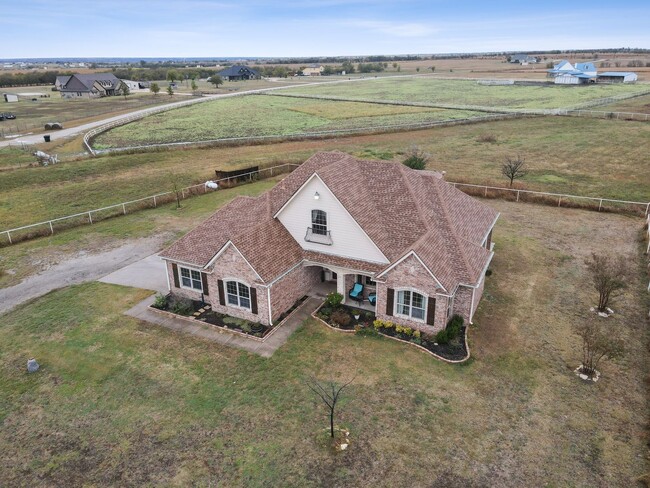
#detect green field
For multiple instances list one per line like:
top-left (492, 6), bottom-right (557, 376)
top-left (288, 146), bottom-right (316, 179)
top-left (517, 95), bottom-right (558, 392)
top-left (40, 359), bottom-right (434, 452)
top-left (93, 95), bottom-right (480, 148)
top-left (281, 77), bottom-right (649, 109)
top-left (1, 115), bottom-right (649, 232)
top-left (0, 201), bottom-right (647, 486)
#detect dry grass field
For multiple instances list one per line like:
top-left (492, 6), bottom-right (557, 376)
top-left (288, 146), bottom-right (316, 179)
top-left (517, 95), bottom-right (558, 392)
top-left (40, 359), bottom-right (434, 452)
top-left (0, 200), bottom-right (647, 486)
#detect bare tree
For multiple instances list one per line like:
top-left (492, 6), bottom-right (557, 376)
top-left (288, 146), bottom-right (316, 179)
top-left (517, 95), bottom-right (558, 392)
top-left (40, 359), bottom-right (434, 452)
top-left (501, 156), bottom-right (527, 187)
top-left (585, 253), bottom-right (630, 312)
top-left (169, 172), bottom-right (183, 209)
top-left (306, 375), bottom-right (355, 438)
top-left (576, 319), bottom-right (624, 376)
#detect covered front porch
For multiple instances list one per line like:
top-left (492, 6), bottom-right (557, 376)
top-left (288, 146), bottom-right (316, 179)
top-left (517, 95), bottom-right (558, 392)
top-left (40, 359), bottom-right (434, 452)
top-left (306, 264), bottom-right (377, 313)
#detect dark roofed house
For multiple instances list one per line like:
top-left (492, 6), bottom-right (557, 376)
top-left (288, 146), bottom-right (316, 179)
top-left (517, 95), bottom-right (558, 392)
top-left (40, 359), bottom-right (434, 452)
top-left (217, 65), bottom-right (260, 81)
top-left (509, 54), bottom-right (537, 65)
top-left (54, 75), bottom-right (72, 91)
top-left (160, 152), bottom-right (499, 337)
top-left (59, 73), bottom-right (124, 98)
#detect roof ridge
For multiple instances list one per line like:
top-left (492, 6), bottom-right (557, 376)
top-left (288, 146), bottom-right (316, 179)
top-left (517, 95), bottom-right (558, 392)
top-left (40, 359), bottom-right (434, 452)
top-left (428, 177), bottom-right (476, 282)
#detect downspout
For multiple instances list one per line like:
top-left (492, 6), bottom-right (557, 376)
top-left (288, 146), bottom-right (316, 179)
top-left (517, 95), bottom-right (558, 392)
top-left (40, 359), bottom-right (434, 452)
top-left (267, 285), bottom-right (273, 326)
top-left (164, 259), bottom-right (171, 292)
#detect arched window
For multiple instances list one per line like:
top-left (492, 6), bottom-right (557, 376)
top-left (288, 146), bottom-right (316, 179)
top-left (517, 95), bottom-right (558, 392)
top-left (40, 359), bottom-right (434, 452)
top-left (226, 281), bottom-right (251, 310)
top-left (395, 289), bottom-right (426, 321)
top-left (311, 210), bottom-right (328, 235)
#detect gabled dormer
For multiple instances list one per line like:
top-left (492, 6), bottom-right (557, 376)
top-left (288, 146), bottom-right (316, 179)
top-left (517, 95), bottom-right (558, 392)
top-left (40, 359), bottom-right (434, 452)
top-left (274, 173), bottom-right (389, 265)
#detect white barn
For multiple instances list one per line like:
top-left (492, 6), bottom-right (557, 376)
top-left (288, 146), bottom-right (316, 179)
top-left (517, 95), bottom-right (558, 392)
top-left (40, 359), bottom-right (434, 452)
top-left (598, 72), bottom-right (638, 83)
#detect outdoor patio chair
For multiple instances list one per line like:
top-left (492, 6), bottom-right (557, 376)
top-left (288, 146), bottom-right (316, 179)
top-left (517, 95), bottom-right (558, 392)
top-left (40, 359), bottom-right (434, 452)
top-left (368, 292), bottom-right (377, 306)
top-left (348, 283), bottom-right (364, 304)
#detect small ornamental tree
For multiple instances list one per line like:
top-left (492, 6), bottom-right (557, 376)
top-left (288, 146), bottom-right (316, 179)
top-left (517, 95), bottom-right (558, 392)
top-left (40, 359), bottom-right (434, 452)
top-left (585, 253), bottom-right (631, 313)
top-left (191, 78), bottom-right (198, 91)
top-left (403, 145), bottom-right (430, 170)
top-left (210, 75), bottom-right (223, 88)
top-left (501, 155), bottom-right (527, 187)
top-left (121, 83), bottom-right (130, 101)
top-left (306, 375), bottom-right (355, 438)
top-left (150, 82), bottom-right (160, 95)
top-left (576, 319), bottom-right (624, 376)
top-left (167, 85), bottom-right (174, 97)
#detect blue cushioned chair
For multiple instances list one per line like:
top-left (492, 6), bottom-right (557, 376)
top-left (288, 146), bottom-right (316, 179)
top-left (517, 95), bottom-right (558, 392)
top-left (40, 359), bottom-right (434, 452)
top-left (348, 283), bottom-right (364, 303)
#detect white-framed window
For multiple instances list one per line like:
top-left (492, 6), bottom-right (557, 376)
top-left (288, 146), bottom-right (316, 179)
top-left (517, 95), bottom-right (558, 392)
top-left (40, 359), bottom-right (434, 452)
top-left (395, 289), bottom-right (426, 321)
top-left (311, 210), bottom-right (328, 235)
top-left (226, 280), bottom-right (251, 310)
top-left (180, 266), bottom-right (203, 291)
top-left (357, 275), bottom-right (376, 287)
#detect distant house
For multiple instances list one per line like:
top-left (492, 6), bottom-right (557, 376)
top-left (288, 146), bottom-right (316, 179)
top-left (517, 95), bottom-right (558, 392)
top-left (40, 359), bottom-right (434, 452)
top-left (302, 64), bottom-right (324, 76)
top-left (54, 75), bottom-right (72, 91)
top-left (120, 80), bottom-right (140, 91)
top-left (509, 54), bottom-right (537, 65)
top-left (59, 73), bottom-right (125, 98)
top-left (597, 72), bottom-right (638, 83)
top-left (547, 60), bottom-right (597, 85)
top-left (217, 65), bottom-right (260, 81)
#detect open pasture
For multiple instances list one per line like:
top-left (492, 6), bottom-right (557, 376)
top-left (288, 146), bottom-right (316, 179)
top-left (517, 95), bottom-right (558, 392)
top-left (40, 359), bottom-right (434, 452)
top-left (281, 77), bottom-right (649, 110)
top-left (1, 115), bottom-right (648, 232)
top-left (93, 94), bottom-right (479, 148)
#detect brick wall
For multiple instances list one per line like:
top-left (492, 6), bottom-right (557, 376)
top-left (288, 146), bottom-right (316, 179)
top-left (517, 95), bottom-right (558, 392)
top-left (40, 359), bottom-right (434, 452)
top-left (453, 286), bottom-right (473, 324)
top-left (375, 254), bottom-right (449, 334)
top-left (167, 245), bottom-right (271, 325)
top-left (270, 264), bottom-right (321, 322)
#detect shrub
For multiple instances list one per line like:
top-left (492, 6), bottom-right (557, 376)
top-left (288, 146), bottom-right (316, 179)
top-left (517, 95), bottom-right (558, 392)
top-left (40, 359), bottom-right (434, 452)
top-left (402, 145), bottom-right (430, 170)
top-left (325, 292), bottom-right (344, 308)
top-left (355, 326), bottom-right (379, 337)
top-left (477, 133), bottom-right (497, 143)
top-left (331, 310), bottom-right (351, 328)
top-left (437, 315), bottom-right (464, 344)
top-left (169, 296), bottom-right (193, 315)
top-left (395, 325), bottom-right (413, 336)
top-left (435, 329), bottom-right (450, 344)
top-left (413, 330), bottom-right (421, 339)
top-left (373, 319), bottom-right (394, 330)
top-left (152, 293), bottom-right (168, 309)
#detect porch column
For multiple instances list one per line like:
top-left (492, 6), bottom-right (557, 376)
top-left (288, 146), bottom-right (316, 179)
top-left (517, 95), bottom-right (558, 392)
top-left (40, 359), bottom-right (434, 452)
top-left (336, 272), bottom-right (346, 305)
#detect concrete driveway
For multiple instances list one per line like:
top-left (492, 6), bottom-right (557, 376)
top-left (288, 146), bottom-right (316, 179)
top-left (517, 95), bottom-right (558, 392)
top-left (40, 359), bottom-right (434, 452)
top-left (98, 253), bottom-right (167, 293)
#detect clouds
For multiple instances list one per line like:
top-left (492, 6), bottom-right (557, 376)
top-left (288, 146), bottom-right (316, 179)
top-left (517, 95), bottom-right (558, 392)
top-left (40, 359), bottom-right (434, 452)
top-left (1, 0), bottom-right (648, 58)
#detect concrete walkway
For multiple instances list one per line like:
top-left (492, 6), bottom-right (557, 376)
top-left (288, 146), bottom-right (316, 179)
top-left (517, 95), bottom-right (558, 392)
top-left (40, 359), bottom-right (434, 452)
top-left (125, 296), bottom-right (322, 357)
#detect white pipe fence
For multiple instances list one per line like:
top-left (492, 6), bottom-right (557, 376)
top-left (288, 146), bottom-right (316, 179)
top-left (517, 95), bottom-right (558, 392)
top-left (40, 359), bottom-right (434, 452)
top-left (449, 182), bottom-right (650, 216)
top-left (0, 163), bottom-right (299, 246)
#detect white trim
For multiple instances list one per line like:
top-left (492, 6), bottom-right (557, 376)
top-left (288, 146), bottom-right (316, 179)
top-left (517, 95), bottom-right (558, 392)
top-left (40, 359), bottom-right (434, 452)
top-left (267, 287), bottom-right (273, 326)
top-left (393, 287), bottom-right (428, 323)
top-left (179, 265), bottom-right (204, 292)
top-left (480, 213), bottom-right (500, 247)
top-left (223, 278), bottom-right (253, 312)
top-left (165, 262), bottom-right (171, 292)
top-left (161, 256), bottom-right (206, 270)
top-left (469, 288), bottom-right (476, 324)
top-left (376, 250), bottom-right (447, 293)
top-left (274, 172), bottom-right (390, 264)
top-left (268, 260), bottom-right (305, 286)
top-left (205, 240), bottom-right (263, 282)
top-left (458, 250), bottom-right (495, 289)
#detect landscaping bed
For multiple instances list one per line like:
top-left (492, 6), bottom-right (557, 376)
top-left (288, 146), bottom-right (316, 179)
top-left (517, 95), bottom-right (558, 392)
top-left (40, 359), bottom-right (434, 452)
top-left (197, 309), bottom-right (271, 338)
top-left (316, 301), bottom-right (376, 331)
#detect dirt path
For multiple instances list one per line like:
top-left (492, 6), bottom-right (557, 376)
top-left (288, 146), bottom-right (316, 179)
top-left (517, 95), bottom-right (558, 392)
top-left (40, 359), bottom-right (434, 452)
top-left (0, 234), bottom-right (167, 315)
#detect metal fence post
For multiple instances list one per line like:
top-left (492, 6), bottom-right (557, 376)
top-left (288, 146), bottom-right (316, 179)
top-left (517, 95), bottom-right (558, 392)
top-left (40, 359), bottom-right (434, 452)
top-left (516, 190), bottom-right (520, 202)
top-left (88, 212), bottom-right (93, 224)
top-left (49, 221), bottom-right (54, 235)
top-left (598, 199), bottom-right (603, 211)
top-left (122, 203), bottom-right (126, 215)
top-left (153, 195), bottom-right (157, 207)
top-left (6, 231), bottom-right (12, 245)
top-left (558, 196), bottom-right (562, 207)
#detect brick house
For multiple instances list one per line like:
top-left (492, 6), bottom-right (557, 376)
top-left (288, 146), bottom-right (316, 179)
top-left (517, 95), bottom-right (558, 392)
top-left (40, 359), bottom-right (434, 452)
top-left (160, 152), bottom-right (499, 334)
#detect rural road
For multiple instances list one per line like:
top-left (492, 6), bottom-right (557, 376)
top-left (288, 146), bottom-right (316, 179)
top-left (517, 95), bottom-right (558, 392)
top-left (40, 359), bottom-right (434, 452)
top-left (0, 74), bottom-right (430, 148)
top-left (0, 235), bottom-right (168, 315)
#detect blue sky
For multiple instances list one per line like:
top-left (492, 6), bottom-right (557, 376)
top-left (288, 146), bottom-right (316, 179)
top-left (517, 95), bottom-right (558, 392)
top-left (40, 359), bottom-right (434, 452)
top-left (1, 0), bottom-right (648, 58)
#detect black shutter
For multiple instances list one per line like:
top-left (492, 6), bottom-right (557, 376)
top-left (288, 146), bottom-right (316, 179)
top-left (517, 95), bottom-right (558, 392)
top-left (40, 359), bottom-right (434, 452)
top-left (321, 269), bottom-right (325, 282)
top-left (217, 280), bottom-right (225, 305)
top-left (426, 297), bottom-right (436, 326)
top-left (201, 273), bottom-right (209, 296)
top-left (172, 263), bottom-right (180, 288)
top-left (385, 288), bottom-right (394, 316)
top-left (250, 287), bottom-right (258, 315)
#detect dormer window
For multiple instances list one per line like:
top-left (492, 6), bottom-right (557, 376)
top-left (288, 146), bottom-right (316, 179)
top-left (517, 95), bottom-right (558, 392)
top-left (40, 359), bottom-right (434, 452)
top-left (311, 210), bottom-right (327, 235)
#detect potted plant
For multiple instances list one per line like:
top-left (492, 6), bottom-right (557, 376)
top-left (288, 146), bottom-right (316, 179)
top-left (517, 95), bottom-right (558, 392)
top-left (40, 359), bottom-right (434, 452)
top-left (352, 309), bottom-right (361, 320)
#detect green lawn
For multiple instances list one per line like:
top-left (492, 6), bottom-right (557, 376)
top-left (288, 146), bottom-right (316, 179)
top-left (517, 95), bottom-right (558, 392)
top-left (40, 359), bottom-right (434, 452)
top-left (0, 201), bottom-right (647, 486)
top-left (281, 77), bottom-right (649, 110)
top-left (93, 95), bottom-right (479, 148)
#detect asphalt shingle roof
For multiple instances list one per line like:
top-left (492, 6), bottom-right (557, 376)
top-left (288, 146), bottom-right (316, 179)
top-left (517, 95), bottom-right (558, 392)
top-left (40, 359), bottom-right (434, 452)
top-left (161, 152), bottom-right (498, 289)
